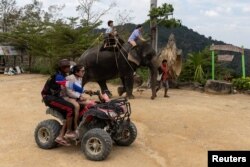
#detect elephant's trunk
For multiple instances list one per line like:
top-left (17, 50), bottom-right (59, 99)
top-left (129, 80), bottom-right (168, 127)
top-left (149, 56), bottom-right (159, 100)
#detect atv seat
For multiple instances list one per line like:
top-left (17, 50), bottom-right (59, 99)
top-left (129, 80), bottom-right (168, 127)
top-left (46, 108), bottom-right (65, 121)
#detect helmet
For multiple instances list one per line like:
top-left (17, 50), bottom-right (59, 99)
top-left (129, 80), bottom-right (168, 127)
top-left (58, 59), bottom-right (70, 68)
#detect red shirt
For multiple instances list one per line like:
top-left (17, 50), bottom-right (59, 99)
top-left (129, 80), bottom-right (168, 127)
top-left (161, 64), bottom-right (169, 81)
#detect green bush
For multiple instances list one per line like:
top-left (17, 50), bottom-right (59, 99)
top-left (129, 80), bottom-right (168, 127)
top-left (137, 67), bottom-right (149, 81)
top-left (232, 77), bottom-right (250, 90)
top-left (29, 57), bottom-right (56, 74)
top-left (30, 65), bottom-right (51, 74)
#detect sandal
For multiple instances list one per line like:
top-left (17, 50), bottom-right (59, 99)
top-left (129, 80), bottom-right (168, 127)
top-left (64, 131), bottom-right (77, 140)
top-left (55, 137), bottom-right (71, 146)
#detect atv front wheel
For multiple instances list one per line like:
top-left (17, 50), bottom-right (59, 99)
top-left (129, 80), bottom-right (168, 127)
top-left (114, 121), bottom-right (137, 146)
top-left (34, 119), bottom-right (61, 149)
top-left (81, 128), bottom-right (112, 161)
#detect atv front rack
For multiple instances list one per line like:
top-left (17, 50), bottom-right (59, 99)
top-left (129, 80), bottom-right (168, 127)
top-left (93, 97), bottom-right (131, 121)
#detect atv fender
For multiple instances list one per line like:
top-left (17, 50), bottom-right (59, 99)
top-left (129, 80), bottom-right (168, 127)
top-left (78, 109), bottom-right (109, 129)
top-left (77, 109), bottom-right (109, 138)
top-left (83, 108), bottom-right (109, 120)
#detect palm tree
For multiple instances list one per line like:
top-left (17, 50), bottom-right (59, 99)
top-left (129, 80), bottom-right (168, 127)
top-left (187, 52), bottom-right (205, 83)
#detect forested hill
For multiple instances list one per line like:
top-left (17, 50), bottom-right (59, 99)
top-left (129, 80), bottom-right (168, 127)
top-left (114, 23), bottom-right (226, 58)
top-left (156, 25), bottom-right (225, 57)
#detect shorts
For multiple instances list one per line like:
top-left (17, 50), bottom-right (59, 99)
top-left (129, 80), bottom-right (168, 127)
top-left (43, 95), bottom-right (75, 119)
top-left (161, 80), bottom-right (169, 89)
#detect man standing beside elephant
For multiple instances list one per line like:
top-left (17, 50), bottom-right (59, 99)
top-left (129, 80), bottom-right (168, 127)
top-left (157, 59), bottom-right (170, 98)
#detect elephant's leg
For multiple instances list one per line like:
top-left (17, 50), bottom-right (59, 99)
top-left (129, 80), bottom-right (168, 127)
top-left (97, 80), bottom-right (112, 97)
top-left (124, 75), bottom-right (135, 99)
top-left (117, 77), bottom-right (126, 96)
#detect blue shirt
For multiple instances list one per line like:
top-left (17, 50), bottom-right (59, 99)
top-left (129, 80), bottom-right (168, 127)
top-left (128, 29), bottom-right (141, 42)
top-left (55, 72), bottom-right (85, 98)
top-left (55, 72), bottom-right (67, 86)
top-left (66, 81), bottom-right (85, 94)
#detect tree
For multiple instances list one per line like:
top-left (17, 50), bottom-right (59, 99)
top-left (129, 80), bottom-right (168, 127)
top-left (147, 2), bottom-right (181, 87)
top-left (0, 0), bottom-right (115, 74)
top-left (148, 3), bottom-right (181, 28)
top-left (44, 4), bottom-right (65, 23)
top-left (0, 0), bottom-right (20, 32)
top-left (76, 0), bottom-right (116, 26)
top-left (187, 52), bottom-right (205, 83)
top-left (148, 2), bottom-right (181, 52)
top-left (19, 0), bottom-right (44, 27)
top-left (67, 17), bottom-right (79, 29)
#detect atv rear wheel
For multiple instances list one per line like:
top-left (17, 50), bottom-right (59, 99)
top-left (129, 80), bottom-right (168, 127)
top-left (81, 128), bottom-right (112, 161)
top-left (114, 121), bottom-right (137, 146)
top-left (34, 119), bottom-right (61, 149)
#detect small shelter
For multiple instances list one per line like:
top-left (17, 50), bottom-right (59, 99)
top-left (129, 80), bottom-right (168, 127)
top-left (0, 45), bottom-right (29, 74)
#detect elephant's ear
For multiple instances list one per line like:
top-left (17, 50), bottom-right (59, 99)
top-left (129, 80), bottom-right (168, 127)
top-left (128, 51), bottom-right (141, 66)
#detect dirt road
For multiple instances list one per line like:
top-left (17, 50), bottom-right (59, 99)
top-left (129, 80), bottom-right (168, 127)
top-left (0, 74), bottom-right (250, 167)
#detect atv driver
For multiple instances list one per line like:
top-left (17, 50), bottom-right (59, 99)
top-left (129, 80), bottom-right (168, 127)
top-left (41, 59), bottom-right (77, 146)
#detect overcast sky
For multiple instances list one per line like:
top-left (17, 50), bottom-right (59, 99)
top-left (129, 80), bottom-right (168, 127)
top-left (16, 0), bottom-right (250, 48)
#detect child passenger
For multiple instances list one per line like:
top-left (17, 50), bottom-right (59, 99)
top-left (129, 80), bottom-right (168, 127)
top-left (64, 65), bottom-right (92, 139)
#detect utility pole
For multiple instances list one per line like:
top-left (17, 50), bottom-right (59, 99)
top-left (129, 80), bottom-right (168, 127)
top-left (150, 0), bottom-right (158, 53)
top-left (147, 0), bottom-right (158, 88)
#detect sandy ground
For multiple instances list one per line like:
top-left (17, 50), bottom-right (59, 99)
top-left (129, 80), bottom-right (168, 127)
top-left (0, 74), bottom-right (250, 167)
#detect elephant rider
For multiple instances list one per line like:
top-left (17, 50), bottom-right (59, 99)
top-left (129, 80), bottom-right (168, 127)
top-left (105, 20), bottom-right (116, 37)
top-left (41, 59), bottom-right (76, 146)
top-left (128, 24), bottom-right (146, 50)
top-left (104, 20), bottom-right (118, 48)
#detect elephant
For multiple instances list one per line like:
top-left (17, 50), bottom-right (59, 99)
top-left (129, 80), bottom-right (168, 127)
top-left (78, 40), bottom-right (159, 99)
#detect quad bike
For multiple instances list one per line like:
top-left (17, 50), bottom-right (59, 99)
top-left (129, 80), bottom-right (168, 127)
top-left (34, 91), bottom-right (137, 161)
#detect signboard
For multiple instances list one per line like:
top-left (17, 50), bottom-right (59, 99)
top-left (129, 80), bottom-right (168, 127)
top-left (0, 46), bottom-right (20, 56)
top-left (217, 54), bottom-right (234, 62)
top-left (210, 45), bottom-right (243, 53)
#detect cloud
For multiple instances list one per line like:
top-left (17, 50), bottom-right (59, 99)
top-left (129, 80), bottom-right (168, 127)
top-left (243, 6), bottom-right (250, 12)
top-left (204, 10), bottom-right (219, 17)
top-left (201, 6), bottom-right (233, 18)
top-left (215, 6), bottom-right (232, 14)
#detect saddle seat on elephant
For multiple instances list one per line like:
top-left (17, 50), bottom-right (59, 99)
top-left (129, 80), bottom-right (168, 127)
top-left (100, 36), bottom-right (125, 52)
top-left (100, 35), bottom-right (118, 52)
